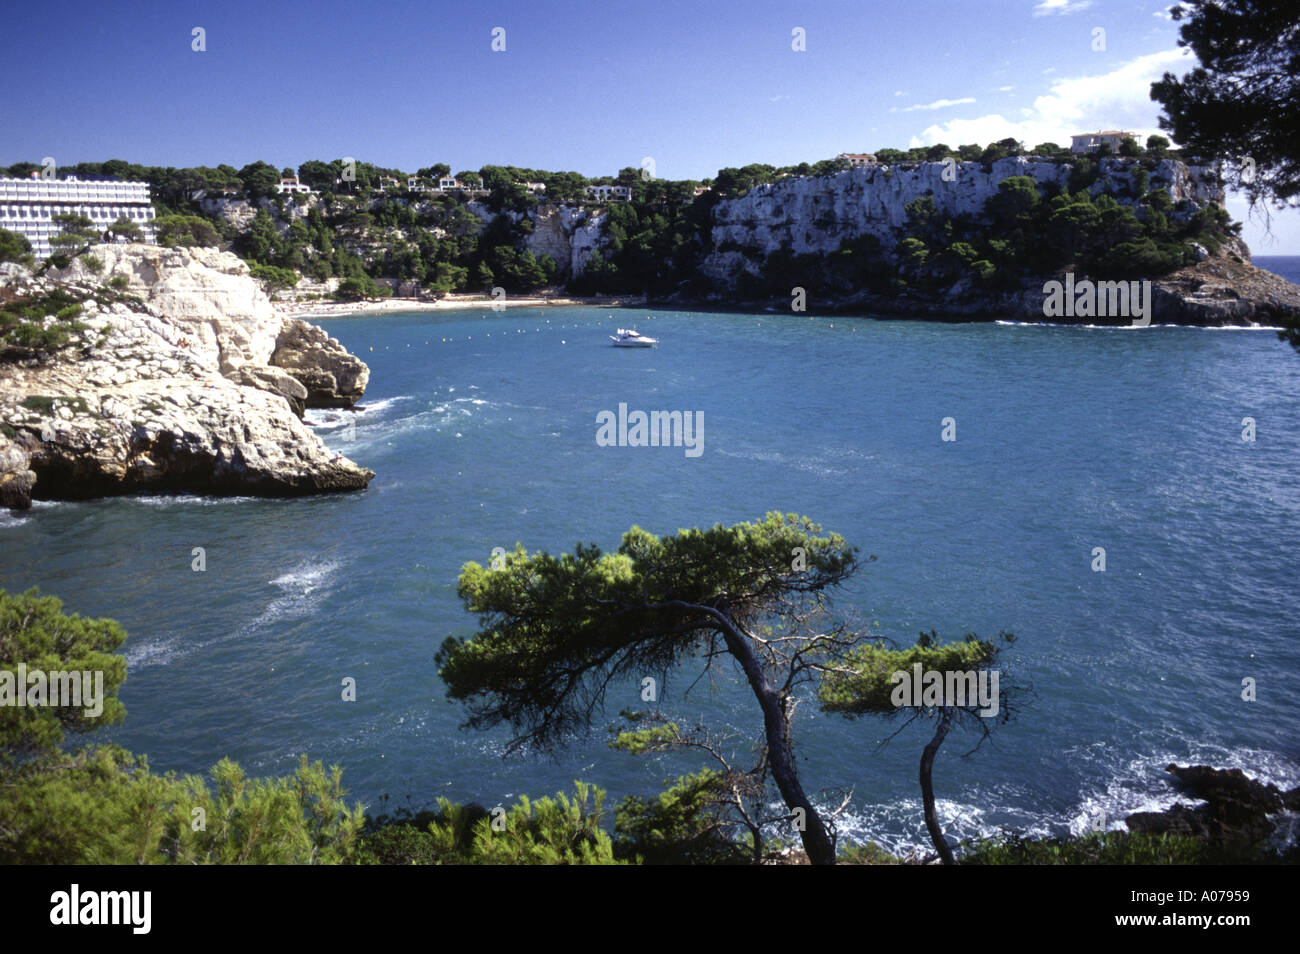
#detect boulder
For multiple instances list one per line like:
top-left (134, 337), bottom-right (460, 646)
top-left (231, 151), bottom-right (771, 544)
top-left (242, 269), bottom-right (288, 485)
top-left (236, 365), bottom-right (310, 417)
top-left (0, 432), bottom-right (35, 509)
top-left (270, 319), bottom-right (369, 408)
top-left (49, 244), bottom-right (283, 373)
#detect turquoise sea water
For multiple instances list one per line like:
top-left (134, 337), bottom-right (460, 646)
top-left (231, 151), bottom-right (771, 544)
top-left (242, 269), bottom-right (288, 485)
top-left (3, 293), bottom-right (1299, 855)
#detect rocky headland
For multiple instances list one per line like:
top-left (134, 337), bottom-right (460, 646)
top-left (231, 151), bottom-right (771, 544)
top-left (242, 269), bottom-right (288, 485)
top-left (0, 244), bottom-right (373, 509)
top-left (685, 156), bottom-right (1300, 325)
top-left (779, 237), bottom-right (1300, 325)
top-left (1126, 763), bottom-right (1300, 855)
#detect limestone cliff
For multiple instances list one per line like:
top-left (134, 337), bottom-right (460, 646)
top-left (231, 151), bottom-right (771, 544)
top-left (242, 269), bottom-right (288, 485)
top-left (700, 156), bottom-right (1221, 285)
top-left (684, 157), bottom-right (1299, 325)
top-left (1, 245), bottom-right (373, 508)
top-left (468, 202), bottom-right (608, 279)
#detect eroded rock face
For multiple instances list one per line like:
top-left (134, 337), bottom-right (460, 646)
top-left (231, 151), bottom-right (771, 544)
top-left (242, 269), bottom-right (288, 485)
top-left (700, 156), bottom-right (1224, 286)
top-left (50, 244), bottom-right (283, 373)
top-left (1150, 244), bottom-right (1300, 326)
top-left (270, 319), bottom-right (369, 408)
top-left (236, 365), bottom-right (311, 417)
top-left (466, 202), bottom-right (608, 279)
top-left (1, 249), bottom-right (373, 508)
top-left (0, 432), bottom-right (35, 510)
top-left (519, 205), bottom-right (608, 278)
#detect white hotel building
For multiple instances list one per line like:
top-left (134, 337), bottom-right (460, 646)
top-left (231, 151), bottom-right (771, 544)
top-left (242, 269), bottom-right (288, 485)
top-left (0, 175), bottom-right (156, 259)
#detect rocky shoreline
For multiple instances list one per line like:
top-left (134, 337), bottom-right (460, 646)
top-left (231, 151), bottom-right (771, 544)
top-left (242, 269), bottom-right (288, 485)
top-left (667, 242), bottom-right (1300, 327)
top-left (1125, 764), bottom-right (1300, 853)
top-left (273, 245), bottom-right (1299, 330)
top-left (1, 245), bottom-right (373, 509)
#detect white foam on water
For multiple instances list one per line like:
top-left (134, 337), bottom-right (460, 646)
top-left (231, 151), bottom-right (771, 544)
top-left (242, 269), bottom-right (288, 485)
top-left (2, 497), bottom-right (73, 527)
top-left (826, 740), bottom-right (1300, 857)
top-left (829, 790), bottom-right (1050, 860)
top-left (994, 320), bottom-right (1282, 331)
top-left (716, 446), bottom-right (850, 478)
top-left (125, 494), bottom-right (262, 507)
top-left (357, 395), bottom-right (411, 415)
top-left (269, 560), bottom-right (338, 595)
top-left (1200, 323), bottom-right (1283, 331)
top-left (1064, 742), bottom-right (1300, 838)
top-left (308, 396), bottom-right (412, 431)
top-left (124, 634), bottom-right (187, 668)
top-left (305, 410), bottom-right (349, 429)
top-left (126, 560), bottom-right (340, 666)
top-left (240, 559), bottom-right (342, 634)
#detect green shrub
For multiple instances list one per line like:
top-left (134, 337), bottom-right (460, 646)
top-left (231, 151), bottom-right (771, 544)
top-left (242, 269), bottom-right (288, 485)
top-left (154, 214), bottom-right (221, 247)
top-left (354, 821), bottom-right (441, 865)
top-left (0, 289), bottom-right (90, 356)
top-left (0, 228), bottom-right (32, 265)
top-left (0, 748), bottom-right (365, 864)
top-left (614, 769), bottom-right (752, 865)
top-left (961, 832), bottom-right (1218, 865)
top-left (838, 841), bottom-right (902, 864)
top-left (334, 275), bottom-right (383, 301)
top-left (249, 262), bottom-right (300, 292)
top-left (435, 782), bottom-right (623, 865)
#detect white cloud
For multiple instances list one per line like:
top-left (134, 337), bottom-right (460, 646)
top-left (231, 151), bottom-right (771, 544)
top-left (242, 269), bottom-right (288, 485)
top-left (1153, 4), bottom-right (1179, 20)
top-left (891, 96), bottom-right (977, 114)
top-left (893, 90), bottom-right (905, 97)
top-left (907, 47), bottom-right (1193, 149)
top-left (1033, 0), bottom-right (1094, 16)
top-left (997, 85), bottom-right (1017, 92)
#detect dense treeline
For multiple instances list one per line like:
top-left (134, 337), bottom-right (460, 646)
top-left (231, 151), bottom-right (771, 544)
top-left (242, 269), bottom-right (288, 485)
top-left (0, 134), bottom-right (1234, 302)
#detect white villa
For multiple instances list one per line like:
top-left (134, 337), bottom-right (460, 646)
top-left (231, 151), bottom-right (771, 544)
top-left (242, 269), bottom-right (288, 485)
top-left (0, 175), bottom-right (156, 259)
top-left (438, 175), bottom-right (463, 191)
top-left (1070, 131), bottom-right (1138, 154)
top-left (523, 181), bottom-right (546, 194)
top-left (276, 176), bottom-right (314, 195)
top-left (585, 184), bottom-right (631, 202)
top-left (838, 153), bottom-right (877, 167)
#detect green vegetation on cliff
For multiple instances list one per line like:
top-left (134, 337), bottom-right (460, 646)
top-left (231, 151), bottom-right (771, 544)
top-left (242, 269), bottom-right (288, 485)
top-left (1, 136), bottom-right (1238, 305)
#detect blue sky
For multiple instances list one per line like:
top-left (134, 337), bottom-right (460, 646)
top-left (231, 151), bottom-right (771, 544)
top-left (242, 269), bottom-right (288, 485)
top-left (3, 0), bottom-right (1296, 251)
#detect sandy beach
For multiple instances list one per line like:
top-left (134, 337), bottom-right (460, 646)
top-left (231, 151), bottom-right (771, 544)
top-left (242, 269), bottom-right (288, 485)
top-left (277, 293), bottom-right (647, 320)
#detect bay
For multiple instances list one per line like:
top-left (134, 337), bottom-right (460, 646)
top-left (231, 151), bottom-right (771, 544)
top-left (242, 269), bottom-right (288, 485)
top-left (3, 302), bottom-right (1298, 855)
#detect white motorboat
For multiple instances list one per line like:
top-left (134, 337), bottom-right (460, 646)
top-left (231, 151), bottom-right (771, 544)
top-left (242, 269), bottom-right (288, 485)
top-left (610, 327), bottom-right (658, 348)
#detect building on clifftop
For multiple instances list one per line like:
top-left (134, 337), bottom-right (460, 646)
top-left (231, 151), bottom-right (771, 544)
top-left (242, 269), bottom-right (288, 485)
top-left (0, 174), bottom-right (156, 259)
top-left (1070, 131), bottom-right (1138, 154)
